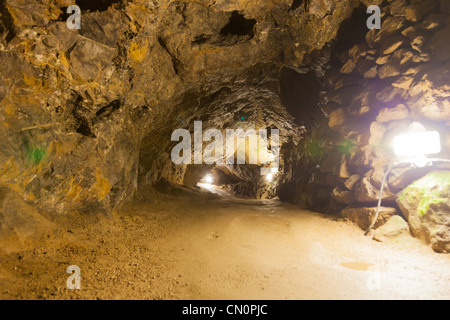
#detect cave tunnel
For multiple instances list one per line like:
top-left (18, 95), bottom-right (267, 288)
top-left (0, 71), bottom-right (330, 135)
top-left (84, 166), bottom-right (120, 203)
top-left (0, 0), bottom-right (450, 303)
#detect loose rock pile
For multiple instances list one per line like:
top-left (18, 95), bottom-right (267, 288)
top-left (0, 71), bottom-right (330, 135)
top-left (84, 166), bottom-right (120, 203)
top-left (302, 0), bottom-right (450, 252)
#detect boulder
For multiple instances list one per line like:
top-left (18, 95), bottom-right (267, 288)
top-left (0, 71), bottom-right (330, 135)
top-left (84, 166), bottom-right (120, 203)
top-left (364, 66), bottom-right (378, 78)
top-left (354, 176), bottom-right (396, 203)
top-left (419, 14), bottom-right (448, 31)
top-left (392, 75), bottom-right (414, 90)
top-left (405, 0), bottom-right (437, 22)
top-left (366, 16), bottom-right (407, 48)
top-left (373, 215), bottom-right (411, 242)
top-left (369, 121), bottom-right (386, 145)
top-left (388, 166), bottom-right (433, 192)
top-left (331, 185), bottom-right (355, 205)
top-left (376, 55), bottom-right (390, 65)
top-left (328, 108), bottom-right (347, 131)
top-left (389, 0), bottom-right (408, 16)
top-left (397, 171), bottom-right (450, 253)
top-left (344, 174), bottom-right (361, 191)
top-left (381, 36), bottom-right (406, 55)
top-left (342, 206), bottom-right (398, 230)
top-left (376, 104), bottom-right (410, 123)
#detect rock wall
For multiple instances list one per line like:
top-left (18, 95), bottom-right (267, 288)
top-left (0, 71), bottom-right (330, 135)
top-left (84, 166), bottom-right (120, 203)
top-left (294, 0), bottom-right (450, 252)
top-left (0, 0), bottom-right (359, 214)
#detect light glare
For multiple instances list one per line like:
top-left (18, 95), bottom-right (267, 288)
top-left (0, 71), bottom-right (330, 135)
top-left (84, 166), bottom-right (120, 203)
top-left (393, 131), bottom-right (441, 156)
top-left (266, 174), bottom-right (273, 182)
top-left (205, 175), bottom-right (213, 184)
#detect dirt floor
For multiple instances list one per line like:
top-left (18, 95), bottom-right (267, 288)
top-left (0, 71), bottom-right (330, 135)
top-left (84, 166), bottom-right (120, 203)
top-left (0, 185), bottom-right (449, 300)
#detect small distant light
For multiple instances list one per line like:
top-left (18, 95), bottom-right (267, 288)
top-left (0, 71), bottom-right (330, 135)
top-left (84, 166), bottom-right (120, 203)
top-left (266, 173), bottom-right (273, 182)
top-left (205, 175), bottom-right (213, 184)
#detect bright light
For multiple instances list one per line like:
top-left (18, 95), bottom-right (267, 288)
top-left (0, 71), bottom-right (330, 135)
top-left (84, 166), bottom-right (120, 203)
top-left (393, 131), bottom-right (441, 157)
top-left (266, 173), bottom-right (273, 182)
top-left (271, 167), bottom-right (278, 173)
top-left (412, 155), bottom-right (429, 168)
top-left (205, 175), bottom-right (213, 184)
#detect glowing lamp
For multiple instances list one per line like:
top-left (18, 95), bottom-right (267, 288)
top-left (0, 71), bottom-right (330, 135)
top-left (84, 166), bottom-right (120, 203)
top-left (205, 175), bottom-right (213, 184)
top-left (365, 130), bottom-right (447, 236)
top-left (393, 131), bottom-right (441, 157)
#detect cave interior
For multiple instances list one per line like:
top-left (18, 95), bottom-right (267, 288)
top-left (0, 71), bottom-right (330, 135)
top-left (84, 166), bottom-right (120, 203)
top-left (0, 0), bottom-right (449, 300)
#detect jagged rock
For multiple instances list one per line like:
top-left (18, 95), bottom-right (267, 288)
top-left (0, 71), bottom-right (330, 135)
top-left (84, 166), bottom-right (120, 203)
top-left (366, 16), bottom-right (407, 48)
top-left (411, 35), bottom-right (428, 53)
top-left (0, 0), bottom-right (360, 213)
top-left (339, 159), bottom-right (352, 179)
top-left (43, 22), bottom-right (79, 52)
top-left (405, 0), bottom-right (437, 22)
top-left (419, 14), bottom-right (448, 31)
top-left (331, 185), bottom-right (354, 205)
top-left (389, 0), bottom-right (408, 17)
top-left (348, 43), bottom-right (370, 61)
top-left (373, 215), bottom-right (410, 242)
top-left (376, 86), bottom-right (407, 103)
top-left (354, 175), bottom-right (396, 203)
top-left (0, 0), bottom-right (448, 226)
top-left (364, 66), bottom-right (378, 78)
top-left (369, 121), bottom-right (386, 145)
top-left (412, 53), bottom-right (431, 63)
top-left (378, 61), bottom-right (401, 79)
top-left (397, 171), bottom-right (450, 253)
top-left (342, 206), bottom-right (398, 230)
top-left (375, 55), bottom-right (390, 65)
top-left (376, 104), bottom-right (410, 123)
top-left (378, 49), bottom-right (415, 79)
top-left (344, 174), bottom-right (361, 191)
top-left (406, 91), bottom-right (450, 121)
top-left (68, 39), bottom-right (117, 82)
top-left (387, 166), bottom-right (433, 192)
top-left (328, 108), bottom-right (347, 131)
top-left (340, 59), bottom-right (357, 74)
top-left (400, 26), bottom-right (419, 40)
top-left (381, 36), bottom-right (406, 55)
top-left (0, 187), bottom-right (55, 251)
top-left (392, 75), bottom-right (414, 89)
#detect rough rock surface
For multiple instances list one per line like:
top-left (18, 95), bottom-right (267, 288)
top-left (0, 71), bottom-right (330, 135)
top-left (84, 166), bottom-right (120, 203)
top-left (0, 0), bottom-right (358, 213)
top-left (397, 171), bottom-right (450, 253)
top-left (0, 0), bottom-right (448, 254)
top-left (341, 206), bottom-right (398, 230)
top-left (373, 215), bottom-right (410, 242)
top-left (286, 0), bottom-right (450, 245)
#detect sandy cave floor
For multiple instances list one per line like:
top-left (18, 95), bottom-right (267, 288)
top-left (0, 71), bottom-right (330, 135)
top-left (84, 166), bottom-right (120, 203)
top-left (0, 186), bottom-right (449, 300)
